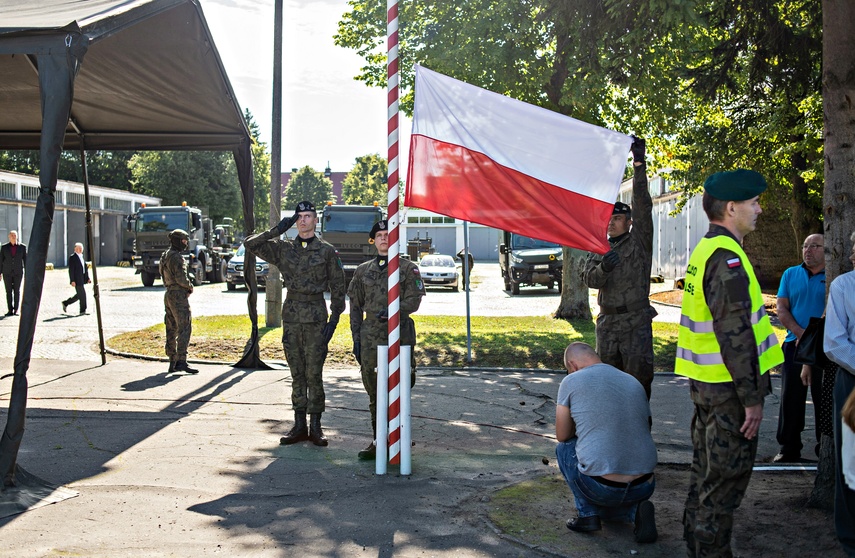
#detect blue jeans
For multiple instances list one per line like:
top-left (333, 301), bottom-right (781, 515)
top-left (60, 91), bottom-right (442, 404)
top-left (556, 438), bottom-right (655, 521)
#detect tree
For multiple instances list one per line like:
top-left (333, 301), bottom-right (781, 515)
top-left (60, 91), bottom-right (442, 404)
top-left (342, 154), bottom-right (387, 205)
top-left (0, 149), bottom-right (136, 191)
top-left (128, 150), bottom-right (241, 223)
top-left (283, 166), bottom-right (334, 211)
top-left (245, 109), bottom-right (271, 231)
top-left (808, 0), bottom-right (855, 511)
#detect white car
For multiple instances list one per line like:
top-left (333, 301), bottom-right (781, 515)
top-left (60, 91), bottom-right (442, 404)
top-left (225, 244), bottom-right (269, 291)
top-left (418, 254), bottom-right (459, 291)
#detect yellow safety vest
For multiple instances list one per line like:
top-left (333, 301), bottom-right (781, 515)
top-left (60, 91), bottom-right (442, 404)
top-left (675, 235), bottom-right (783, 382)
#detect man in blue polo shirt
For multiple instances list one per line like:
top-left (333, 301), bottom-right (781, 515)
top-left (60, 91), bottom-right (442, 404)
top-left (774, 233), bottom-right (827, 462)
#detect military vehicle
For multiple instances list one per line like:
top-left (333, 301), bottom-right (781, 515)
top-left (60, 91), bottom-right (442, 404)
top-left (128, 203), bottom-right (231, 287)
top-left (498, 231), bottom-right (563, 295)
top-left (319, 202), bottom-right (384, 284)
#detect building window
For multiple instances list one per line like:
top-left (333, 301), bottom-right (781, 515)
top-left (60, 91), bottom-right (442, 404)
top-left (22, 185), bottom-right (39, 202)
top-left (104, 197), bottom-right (132, 213)
top-left (0, 181), bottom-right (15, 201)
top-left (67, 192), bottom-right (86, 207)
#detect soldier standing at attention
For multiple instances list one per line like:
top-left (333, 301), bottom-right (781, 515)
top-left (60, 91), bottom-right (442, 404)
top-left (160, 229), bottom-right (198, 374)
top-left (245, 201), bottom-right (346, 447)
top-left (347, 220), bottom-right (425, 460)
top-left (584, 137), bottom-right (656, 398)
top-left (676, 170), bottom-right (784, 557)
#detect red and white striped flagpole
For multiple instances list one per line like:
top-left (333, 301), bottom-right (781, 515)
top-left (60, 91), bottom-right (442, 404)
top-left (385, 0), bottom-right (403, 469)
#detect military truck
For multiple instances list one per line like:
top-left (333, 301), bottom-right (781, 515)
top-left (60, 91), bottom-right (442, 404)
top-left (498, 231), bottom-right (563, 295)
top-left (129, 203), bottom-right (231, 287)
top-left (319, 202), bottom-right (384, 284)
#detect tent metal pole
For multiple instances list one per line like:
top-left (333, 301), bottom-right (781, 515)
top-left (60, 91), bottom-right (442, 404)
top-left (79, 144), bottom-right (107, 365)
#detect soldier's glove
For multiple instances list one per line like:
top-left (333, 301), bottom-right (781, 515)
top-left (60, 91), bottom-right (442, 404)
top-left (353, 341), bottom-right (362, 365)
top-left (276, 212), bottom-right (299, 235)
top-left (376, 309), bottom-right (388, 323)
top-left (601, 250), bottom-right (620, 272)
top-left (630, 136), bottom-right (646, 165)
top-left (322, 317), bottom-right (339, 344)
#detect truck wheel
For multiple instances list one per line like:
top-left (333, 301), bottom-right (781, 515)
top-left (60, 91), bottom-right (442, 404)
top-left (511, 281), bottom-right (520, 295)
top-left (503, 274), bottom-right (511, 291)
top-left (141, 270), bottom-right (156, 287)
top-left (212, 259), bottom-right (226, 283)
top-left (192, 265), bottom-right (204, 286)
top-left (226, 281), bottom-right (236, 291)
top-left (546, 281), bottom-right (554, 290)
top-left (558, 281), bottom-right (563, 293)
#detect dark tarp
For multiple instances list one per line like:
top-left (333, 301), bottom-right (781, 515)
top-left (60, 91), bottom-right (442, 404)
top-left (0, 0), bottom-right (267, 489)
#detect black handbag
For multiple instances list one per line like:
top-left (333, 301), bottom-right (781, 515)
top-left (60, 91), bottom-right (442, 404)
top-left (793, 316), bottom-right (830, 366)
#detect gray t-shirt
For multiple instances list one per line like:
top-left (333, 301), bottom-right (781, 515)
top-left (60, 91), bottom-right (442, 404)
top-left (557, 363), bottom-right (657, 476)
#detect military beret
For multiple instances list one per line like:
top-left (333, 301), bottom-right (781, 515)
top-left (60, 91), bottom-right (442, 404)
top-left (613, 202), bottom-right (632, 216)
top-left (703, 169), bottom-right (767, 201)
top-left (369, 219), bottom-right (388, 239)
top-left (295, 200), bottom-right (316, 213)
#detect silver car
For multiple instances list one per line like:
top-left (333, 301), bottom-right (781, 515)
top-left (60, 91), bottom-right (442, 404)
top-left (418, 254), bottom-right (459, 291)
top-left (225, 244), bottom-right (269, 291)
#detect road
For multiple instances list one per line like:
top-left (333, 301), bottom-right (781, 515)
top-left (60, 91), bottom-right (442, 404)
top-left (0, 262), bottom-right (679, 361)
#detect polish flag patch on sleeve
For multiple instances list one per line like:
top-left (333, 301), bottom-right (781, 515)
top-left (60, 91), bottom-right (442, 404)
top-left (727, 257), bottom-right (742, 268)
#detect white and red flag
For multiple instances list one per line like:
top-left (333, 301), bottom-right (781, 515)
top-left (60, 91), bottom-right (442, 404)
top-left (405, 65), bottom-right (633, 254)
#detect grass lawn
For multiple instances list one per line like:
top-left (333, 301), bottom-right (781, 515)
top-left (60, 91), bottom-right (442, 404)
top-left (105, 314), bottom-right (742, 371)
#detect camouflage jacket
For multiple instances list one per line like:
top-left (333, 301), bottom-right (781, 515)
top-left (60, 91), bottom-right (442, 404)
top-left (348, 256), bottom-right (425, 346)
top-left (244, 228), bottom-right (346, 323)
top-left (584, 164), bottom-right (653, 312)
top-left (159, 248), bottom-right (192, 292)
top-left (689, 224), bottom-right (771, 408)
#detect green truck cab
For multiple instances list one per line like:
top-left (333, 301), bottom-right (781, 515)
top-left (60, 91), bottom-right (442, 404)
top-left (498, 231), bottom-right (563, 295)
top-left (320, 203), bottom-right (385, 285)
top-left (129, 203), bottom-right (231, 287)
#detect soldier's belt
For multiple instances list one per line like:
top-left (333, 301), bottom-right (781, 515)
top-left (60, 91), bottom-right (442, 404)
top-left (599, 299), bottom-right (650, 315)
top-left (285, 292), bottom-right (325, 302)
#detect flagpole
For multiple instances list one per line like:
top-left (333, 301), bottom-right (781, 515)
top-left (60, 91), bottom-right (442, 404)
top-left (384, 0), bottom-right (404, 470)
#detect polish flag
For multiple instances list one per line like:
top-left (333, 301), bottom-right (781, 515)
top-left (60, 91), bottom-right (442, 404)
top-left (405, 65), bottom-right (633, 254)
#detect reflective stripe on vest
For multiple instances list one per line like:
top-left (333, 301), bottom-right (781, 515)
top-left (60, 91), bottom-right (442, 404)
top-left (675, 235), bottom-right (784, 382)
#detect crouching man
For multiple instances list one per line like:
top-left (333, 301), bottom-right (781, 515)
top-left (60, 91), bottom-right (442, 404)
top-left (555, 342), bottom-right (658, 543)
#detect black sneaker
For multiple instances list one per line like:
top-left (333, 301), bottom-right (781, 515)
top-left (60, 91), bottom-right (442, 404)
top-left (634, 500), bottom-right (657, 543)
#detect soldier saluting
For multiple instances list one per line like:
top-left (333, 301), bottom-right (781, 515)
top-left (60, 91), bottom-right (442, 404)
top-left (584, 137), bottom-right (656, 398)
top-left (347, 220), bottom-right (425, 460)
top-left (245, 201), bottom-right (346, 447)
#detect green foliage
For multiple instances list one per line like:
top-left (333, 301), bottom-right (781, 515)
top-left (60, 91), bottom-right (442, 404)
top-left (282, 166), bottom-right (334, 214)
top-left (245, 109), bottom-right (272, 231)
top-left (128, 150), bottom-right (241, 223)
top-left (341, 153), bottom-right (388, 205)
top-left (1, 149), bottom-right (135, 190)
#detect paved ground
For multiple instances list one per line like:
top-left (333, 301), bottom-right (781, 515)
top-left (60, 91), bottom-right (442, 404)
top-left (0, 263), bottom-right (798, 557)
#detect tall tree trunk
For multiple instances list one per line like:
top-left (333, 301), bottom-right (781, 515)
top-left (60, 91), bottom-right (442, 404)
top-left (554, 247), bottom-right (593, 320)
top-left (812, 0), bottom-right (855, 505)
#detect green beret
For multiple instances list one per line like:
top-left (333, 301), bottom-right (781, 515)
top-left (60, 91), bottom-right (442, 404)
top-left (703, 169), bottom-right (767, 201)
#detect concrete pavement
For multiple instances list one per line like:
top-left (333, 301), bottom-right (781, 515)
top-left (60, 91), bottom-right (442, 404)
top-left (0, 264), bottom-right (793, 557)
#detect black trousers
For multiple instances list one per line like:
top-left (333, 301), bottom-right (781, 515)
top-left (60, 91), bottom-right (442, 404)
top-left (4, 273), bottom-right (22, 313)
top-left (63, 283), bottom-right (87, 313)
top-left (776, 340), bottom-right (822, 457)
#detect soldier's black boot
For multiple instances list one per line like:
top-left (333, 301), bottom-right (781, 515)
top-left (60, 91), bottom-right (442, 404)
top-left (308, 413), bottom-right (329, 447)
top-left (280, 412), bottom-right (309, 445)
top-left (167, 360), bottom-right (176, 373)
top-left (358, 420), bottom-right (377, 460)
top-left (174, 361), bottom-right (199, 374)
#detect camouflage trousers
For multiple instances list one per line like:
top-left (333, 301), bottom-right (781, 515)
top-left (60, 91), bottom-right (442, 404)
top-left (282, 321), bottom-right (328, 414)
top-left (595, 308), bottom-right (655, 398)
top-left (164, 289), bottom-right (192, 363)
top-left (683, 397), bottom-right (757, 558)
top-left (359, 318), bottom-right (416, 435)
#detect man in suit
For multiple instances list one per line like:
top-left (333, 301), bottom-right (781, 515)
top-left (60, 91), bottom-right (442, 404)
top-left (62, 242), bottom-right (90, 315)
top-left (0, 230), bottom-right (27, 316)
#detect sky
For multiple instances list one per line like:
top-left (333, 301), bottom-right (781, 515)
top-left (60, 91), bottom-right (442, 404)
top-left (201, 0), bottom-right (411, 176)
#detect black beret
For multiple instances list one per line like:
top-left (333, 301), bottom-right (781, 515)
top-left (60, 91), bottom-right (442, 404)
top-left (295, 200), bottom-right (316, 213)
top-left (369, 219), bottom-right (388, 239)
top-left (613, 202), bottom-right (631, 216)
top-left (703, 169), bottom-right (767, 201)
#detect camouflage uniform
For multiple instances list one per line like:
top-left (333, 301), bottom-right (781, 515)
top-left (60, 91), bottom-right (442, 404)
top-left (347, 256), bottom-right (425, 433)
top-left (584, 162), bottom-right (657, 397)
top-left (244, 228), bottom-right (346, 414)
top-left (159, 246), bottom-right (193, 366)
top-left (683, 224), bottom-right (772, 558)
